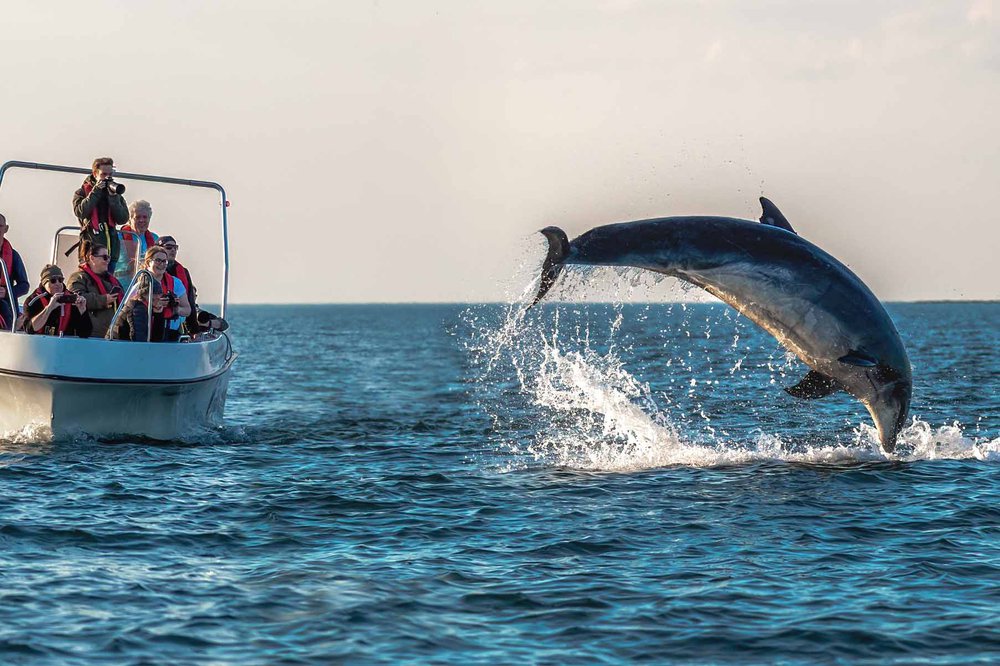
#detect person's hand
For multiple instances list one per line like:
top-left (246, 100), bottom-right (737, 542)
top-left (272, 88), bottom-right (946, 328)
top-left (75, 294), bottom-right (87, 313)
top-left (105, 293), bottom-right (117, 309)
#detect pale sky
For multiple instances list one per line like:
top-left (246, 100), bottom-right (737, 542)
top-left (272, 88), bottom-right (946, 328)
top-left (0, 0), bottom-right (997, 303)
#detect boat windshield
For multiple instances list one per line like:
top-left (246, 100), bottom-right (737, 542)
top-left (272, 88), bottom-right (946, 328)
top-left (51, 227), bottom-right (85, 280)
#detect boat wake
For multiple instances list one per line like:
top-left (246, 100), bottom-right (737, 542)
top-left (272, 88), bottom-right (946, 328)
top-left (0, 422), bottom-right (250, 448)
top-left (462, 263), bottom-right (999, 472)
top-left (0, 423), bottom-right (56, 451)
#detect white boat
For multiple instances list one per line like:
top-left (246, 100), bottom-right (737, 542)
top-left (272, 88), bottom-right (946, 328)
top-left (0, 160), bottom-right (237, 439)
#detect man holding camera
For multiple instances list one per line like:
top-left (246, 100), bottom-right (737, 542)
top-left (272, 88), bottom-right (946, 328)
top-left (157, 236), bottom-right (200, 336)
top-left (73, 157), bottom-right (129, 274)
top-left (25, 265), bottom-right (91, 338)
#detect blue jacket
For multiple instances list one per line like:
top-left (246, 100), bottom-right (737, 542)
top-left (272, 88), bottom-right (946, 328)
top-left (0, 248), bottom-right (29, 325)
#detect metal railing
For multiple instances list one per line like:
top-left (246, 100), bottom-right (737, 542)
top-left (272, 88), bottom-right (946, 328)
top-left (0, 160), bottom-right (230, 318)
top-left (50, 226), bottom-right (80, 267)
top-left (106, 269), bottom-right (156, 342)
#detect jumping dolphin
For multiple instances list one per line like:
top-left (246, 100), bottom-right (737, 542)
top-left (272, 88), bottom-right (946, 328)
top-left (531, 197), bottom-right (912, 453)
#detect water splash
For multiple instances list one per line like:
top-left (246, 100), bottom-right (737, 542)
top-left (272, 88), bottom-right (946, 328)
top-left (863, 419), bottom-right (1000, 463)
top-left (523, 344), bottom-right (998, 471)
top-left (463, 256), bottom-right (998, 472)
top-left (0, 422), bottom-right (56, 446)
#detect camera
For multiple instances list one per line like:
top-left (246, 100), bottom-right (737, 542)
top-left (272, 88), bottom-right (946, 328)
top-left (56, 293), bottom-right (77, 304)
top-left (106, 179), bottom-right (126, 195)
top-left (164, 292), bottom-right (179, 308)
top-left (196, 309), bottom-right (229, 332)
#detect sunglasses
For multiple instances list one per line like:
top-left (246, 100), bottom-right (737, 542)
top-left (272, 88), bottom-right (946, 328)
top-left (47, 278), bottom-right (64, 284)
top-left (93, 254), bottom-right (110, 260)
top-left (152, 258), bottom-right (168, 264)
top-left (161, 244), bottom-right (178, 250)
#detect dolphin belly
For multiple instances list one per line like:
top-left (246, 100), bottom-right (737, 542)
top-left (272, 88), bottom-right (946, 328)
top-left (679, 262), bottom-right (856, 371)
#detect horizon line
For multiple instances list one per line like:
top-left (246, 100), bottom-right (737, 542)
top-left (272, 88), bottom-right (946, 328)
top-left (221, 298), bottom-right (1000, 306)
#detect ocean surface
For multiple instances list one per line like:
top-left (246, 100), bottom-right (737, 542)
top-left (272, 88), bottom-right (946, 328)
top-left (1, 299), bottom-right (998, 664)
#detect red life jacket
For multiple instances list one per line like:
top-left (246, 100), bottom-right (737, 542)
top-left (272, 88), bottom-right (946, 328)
top-left (80, 179), bottom-right (117, 233)
top-left (169, 261), bottom-right (190, 292)
top-left (79, 264), bottom-right (122, 297)
top-left (120, 224), bottom-right (155, 248)
top-left (160, 275), bottom-right (176, 320)
top-left (32, 288), bottom-right (73, 335)
top-left (0, 239), bottom-right (13, 288)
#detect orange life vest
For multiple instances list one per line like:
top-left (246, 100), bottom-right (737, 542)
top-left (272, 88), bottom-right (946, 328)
top-left (120, 224), bottom-right (155, 248)
top-left (169, 262), bottom-right (190, 292)
top-left (160, 275), bottom-right (176, 320)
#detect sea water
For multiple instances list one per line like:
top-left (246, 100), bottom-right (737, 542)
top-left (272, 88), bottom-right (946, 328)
top-left (0, 299), bottom-right (997, 664)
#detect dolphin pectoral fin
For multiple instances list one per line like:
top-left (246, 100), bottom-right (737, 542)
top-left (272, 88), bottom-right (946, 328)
top-left (784, 370), bottom-right (842, 399)
top-left (759, 197), bottom-right (797, 235)
top-left (838, 350), bottom-right (879, 367)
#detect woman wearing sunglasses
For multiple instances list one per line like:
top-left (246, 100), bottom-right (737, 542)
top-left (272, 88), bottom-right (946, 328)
top-left (24, 265), bottom-right (91, 337)
top-left (67, 240), bottom-right (125, 338)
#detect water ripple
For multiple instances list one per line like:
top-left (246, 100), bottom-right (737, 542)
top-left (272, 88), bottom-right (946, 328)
top-left (0, 304), bottom-right (996, 664)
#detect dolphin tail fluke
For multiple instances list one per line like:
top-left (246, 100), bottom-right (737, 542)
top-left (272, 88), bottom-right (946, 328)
top-left (529, 226), bottom-right (570, 307)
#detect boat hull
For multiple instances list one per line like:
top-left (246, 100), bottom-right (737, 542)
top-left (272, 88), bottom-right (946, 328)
top-left (0, 333), bottom-right (236, 440)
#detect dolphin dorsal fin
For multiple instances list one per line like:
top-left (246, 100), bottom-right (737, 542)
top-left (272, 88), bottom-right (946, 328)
top-left (759, 197), bottom-right (797, 235)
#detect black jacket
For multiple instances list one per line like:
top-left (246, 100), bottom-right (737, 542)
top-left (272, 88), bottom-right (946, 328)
top-left (24, 291), bottom-right (93, 338)
top-left (72, 175), bottom-right (129, 261)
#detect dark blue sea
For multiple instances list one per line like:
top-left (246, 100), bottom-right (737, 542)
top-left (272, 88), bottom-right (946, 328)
top-left (1, 300), bottom-right (998, 664)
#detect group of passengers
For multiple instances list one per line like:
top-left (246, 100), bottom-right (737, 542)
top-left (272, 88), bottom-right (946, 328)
top-left (0, 156), bottom-right (225, 342)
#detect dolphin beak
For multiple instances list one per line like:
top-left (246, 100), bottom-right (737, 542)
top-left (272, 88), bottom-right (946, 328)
top-left (529, 226), bottom-right (570, 308)
top-left (866, 380), bottom-right (911, 454)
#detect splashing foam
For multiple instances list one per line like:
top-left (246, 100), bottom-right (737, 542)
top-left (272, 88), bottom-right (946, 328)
top-left (525, 344), bottom-right (998, 471)
top-left (465, 246), bottom-right (998, 472)
top-left (527, 343), bottom-right (681, 471)
top-left (0, 423), bottom-right (55, 448)
top-left (863, 420), bottom-right (1000, 463)
top-left (0, 421), bottom-right (248, 448)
